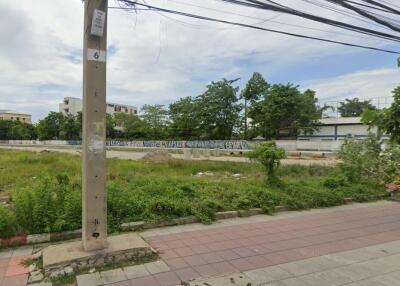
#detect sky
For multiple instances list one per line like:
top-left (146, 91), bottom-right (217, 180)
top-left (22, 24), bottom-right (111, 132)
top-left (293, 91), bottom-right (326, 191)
top-left (0, 0), bottom-right (399, 122)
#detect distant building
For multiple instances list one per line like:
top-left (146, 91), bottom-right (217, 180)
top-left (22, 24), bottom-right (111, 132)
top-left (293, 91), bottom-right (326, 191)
top-left (298, 117), bottom-right (380, 141)
top-left (59, 97), bottom-right (138, 117)
top-left (0, 110), bottom-right (32, 124)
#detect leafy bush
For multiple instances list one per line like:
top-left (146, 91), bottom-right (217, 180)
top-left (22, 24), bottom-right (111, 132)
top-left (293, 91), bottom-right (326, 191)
top-left (0, 205), bottom-right (17, 238)
top-left (323, 176), bottom-right (348, 189)
top-left (13, 173), bottom-right (75, 234)
top-left (247, 141), bottom-right (286, 185)
top-left (339, 134), bottom-right (400, 183)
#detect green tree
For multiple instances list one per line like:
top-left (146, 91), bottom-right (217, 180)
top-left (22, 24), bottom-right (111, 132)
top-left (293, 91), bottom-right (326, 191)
top-left (0, 120), bottom-right (36, 140)
top-left (241, 72), bottom-right (269, 139)
top-left (168, 97), bottom-right (200, 139)
top-left (382, 87), bottom-right (400, 144)
top-left (249, 84), bottom-right (322, 139)
top-left (140, 104), bottom-right (168, 139)
top-left (106, 114), bottom-right (117, 139)
top-left (247, 141), bottom-right (286, 185)
top-left (338, 98), bottom-right (376, 117)
top-left (36, 112), bottom-right (65, 140)
top-left (361, 87), bottom-right (400, 144)
top-left (113, 112), bottom-right (149, 139)
top-left (196, 78), bottom-right (242, 139)
top-left (60, 114), bottom-right (80, 140)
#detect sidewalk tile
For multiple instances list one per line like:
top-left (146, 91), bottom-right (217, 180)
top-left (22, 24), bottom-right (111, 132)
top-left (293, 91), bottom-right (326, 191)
top-left (123, 264), bottom-right (149, 280)
top-left (101, 268), bottom-right (127, 284)
top-left (130, 275), bottom-right (160, 286)
top-left (76, 272), bottom-right (103, 286)
top-left (1, 274), bottom-right (28, 286)
top-left (153, 271), bottom-right (180, 286)
top-left (174, 267), bottom-right (200, 282)
top-left (145, 261), bottom-right (170, 274)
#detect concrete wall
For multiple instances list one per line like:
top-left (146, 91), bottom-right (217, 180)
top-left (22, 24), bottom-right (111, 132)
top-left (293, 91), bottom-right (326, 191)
top-left (0, 139), bottom-right (346, 151)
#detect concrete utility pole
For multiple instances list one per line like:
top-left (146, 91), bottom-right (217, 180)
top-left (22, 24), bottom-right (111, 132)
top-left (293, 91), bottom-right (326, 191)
top-left (82, 0), bottom-right (108, 251)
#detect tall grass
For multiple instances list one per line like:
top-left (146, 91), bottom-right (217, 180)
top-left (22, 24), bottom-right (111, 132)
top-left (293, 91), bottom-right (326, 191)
top-left (0, 150), bottom-right (386, 238)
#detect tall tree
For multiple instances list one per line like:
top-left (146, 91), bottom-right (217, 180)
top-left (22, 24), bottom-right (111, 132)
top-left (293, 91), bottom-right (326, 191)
top-left (196, 78), bottom-right (242, 140)
top-left (140, 104), bottom-right (168, 139)
top-left (36, 112), bottom-right (65, 140)
top-left (249, 84), bottom-right (322, 139)
top-left (384, 87), bottom-right (400, 143)
top-left (241, 72), bottom-right (269, 139)
top-left (113, 112), bottom-right (149, 139)
top-left (338, 98), bottom-right (376, 117)
top-left (0, 121), bottom-right (36, 140)
top-left (60, 114), bottom-right (81, 140)
top-left (168, 97), bottom-right (200, 139)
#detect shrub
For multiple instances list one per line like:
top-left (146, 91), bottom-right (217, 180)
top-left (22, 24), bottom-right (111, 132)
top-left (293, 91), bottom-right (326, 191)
top-left (192, 199), bottom-right (222, 224)
top-left (247, 141), bottom-right (286, 185)
top-left (323, 176), bottom-right (348, 189)
top-left (13, 173), bottom-right (75, 234)
top-left (339, 134), bottom-right (400, 183)
top-left (0, 205), bottom-right (17, 238)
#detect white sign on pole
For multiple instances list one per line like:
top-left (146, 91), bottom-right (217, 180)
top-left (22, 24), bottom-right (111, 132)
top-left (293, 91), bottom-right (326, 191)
top-left (87, 49), bottom-right (106, 62)
top-left (91, 9), bottom-right (106, 37)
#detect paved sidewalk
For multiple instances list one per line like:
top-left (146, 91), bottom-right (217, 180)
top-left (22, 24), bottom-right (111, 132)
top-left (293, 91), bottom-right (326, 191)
top-left (0, 246), bottom-right (32, 286)
top-left (76, 201), bottom-right (400, 286)
top-left (188, 240), bottom-right (400, 285)
top-left (2, 201), bottom-right (399, 286)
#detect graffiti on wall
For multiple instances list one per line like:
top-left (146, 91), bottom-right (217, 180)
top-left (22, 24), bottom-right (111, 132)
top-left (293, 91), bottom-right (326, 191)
top-left (1, 140), bottom-right (255, 150)
top-left (106, 140), bottom-right (253, 150)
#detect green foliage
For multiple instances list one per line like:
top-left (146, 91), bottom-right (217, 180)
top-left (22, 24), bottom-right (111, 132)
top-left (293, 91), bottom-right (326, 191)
top-left (361, 87), bottom-right (400, 144)
top-left (383, 87), bottom-right (400, 144)
top-left (241, 72), bottom-right (269, 103)
top-left (0, 120), bottom-right (36, 140)
top-left (323, 176), bottom-right (348, 189)
top-left (12, 173), bottom-right (79, 234)
top-left (247, 142), bottom-right (286, 185)
top-left (113, 113), bottom-right (150, 139)
top-left (0, 205), bottom-right (17, 238)
top-left (338, 98), bottom-right (376, 117)
top-left (36, 112), bottom-right (65, 140)
top-left (248, 84), bottom-right (323, 139)
top-left (168, 97), bottom-right (201, 139)
top-left (0, 150), bottom-right (387, 238)
top-left (241, 72), bottom-right (269, 139)
top-left (338, 134), bottom-right (400, 184)
top-left (140, 104), bottom-right (168, 139)
top-left (196, 78), bottom-right (242, 139)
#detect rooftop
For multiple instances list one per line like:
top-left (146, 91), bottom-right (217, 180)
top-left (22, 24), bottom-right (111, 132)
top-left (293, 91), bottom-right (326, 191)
top-left (0, 110), bottom-right (31, 116)
top-left (319, 117), bottom-right (361, 125)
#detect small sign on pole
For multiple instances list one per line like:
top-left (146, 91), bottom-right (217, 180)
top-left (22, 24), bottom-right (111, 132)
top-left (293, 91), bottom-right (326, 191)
top-left (91, 9), bottom-right (106, 37)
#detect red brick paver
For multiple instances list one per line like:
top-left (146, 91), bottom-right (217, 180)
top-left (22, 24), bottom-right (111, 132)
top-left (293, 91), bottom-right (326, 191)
top-left (143, 202), bottom-right (400, 285)
top-left (0, 254), bottom-right (29, 286)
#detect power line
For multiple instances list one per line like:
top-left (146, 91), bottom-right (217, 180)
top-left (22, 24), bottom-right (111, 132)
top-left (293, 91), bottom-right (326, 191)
top-left (217, 0), bottom-right (400, 42)
top-left (116, 0), bottom-right (400, 54)
top-left (164, 0), bottom-right (384, 40)
top-left (323, 0), bottom-right (400, 32)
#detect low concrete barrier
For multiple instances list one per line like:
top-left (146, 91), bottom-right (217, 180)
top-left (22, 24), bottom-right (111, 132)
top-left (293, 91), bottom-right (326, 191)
top-left (0, 139), bottom-right (344, 152)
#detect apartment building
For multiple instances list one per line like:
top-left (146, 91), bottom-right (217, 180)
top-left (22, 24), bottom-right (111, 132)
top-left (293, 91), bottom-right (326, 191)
top-left (0, 110), bottom-right (32, 124)
top-left (59, 97), bottom-right (137, 116)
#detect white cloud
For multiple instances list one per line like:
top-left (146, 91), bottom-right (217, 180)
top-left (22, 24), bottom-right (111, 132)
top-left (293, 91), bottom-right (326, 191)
top-left (0, 0), bottom-right (398, 121)
top-left (302, 68), bottom-right (399, 104)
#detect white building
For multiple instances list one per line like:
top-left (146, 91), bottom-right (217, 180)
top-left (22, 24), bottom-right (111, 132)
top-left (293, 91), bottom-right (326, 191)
top-left (298, 117), bottom-right (379, 141)
top-left (59, 97), bottom-right (137, 117)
